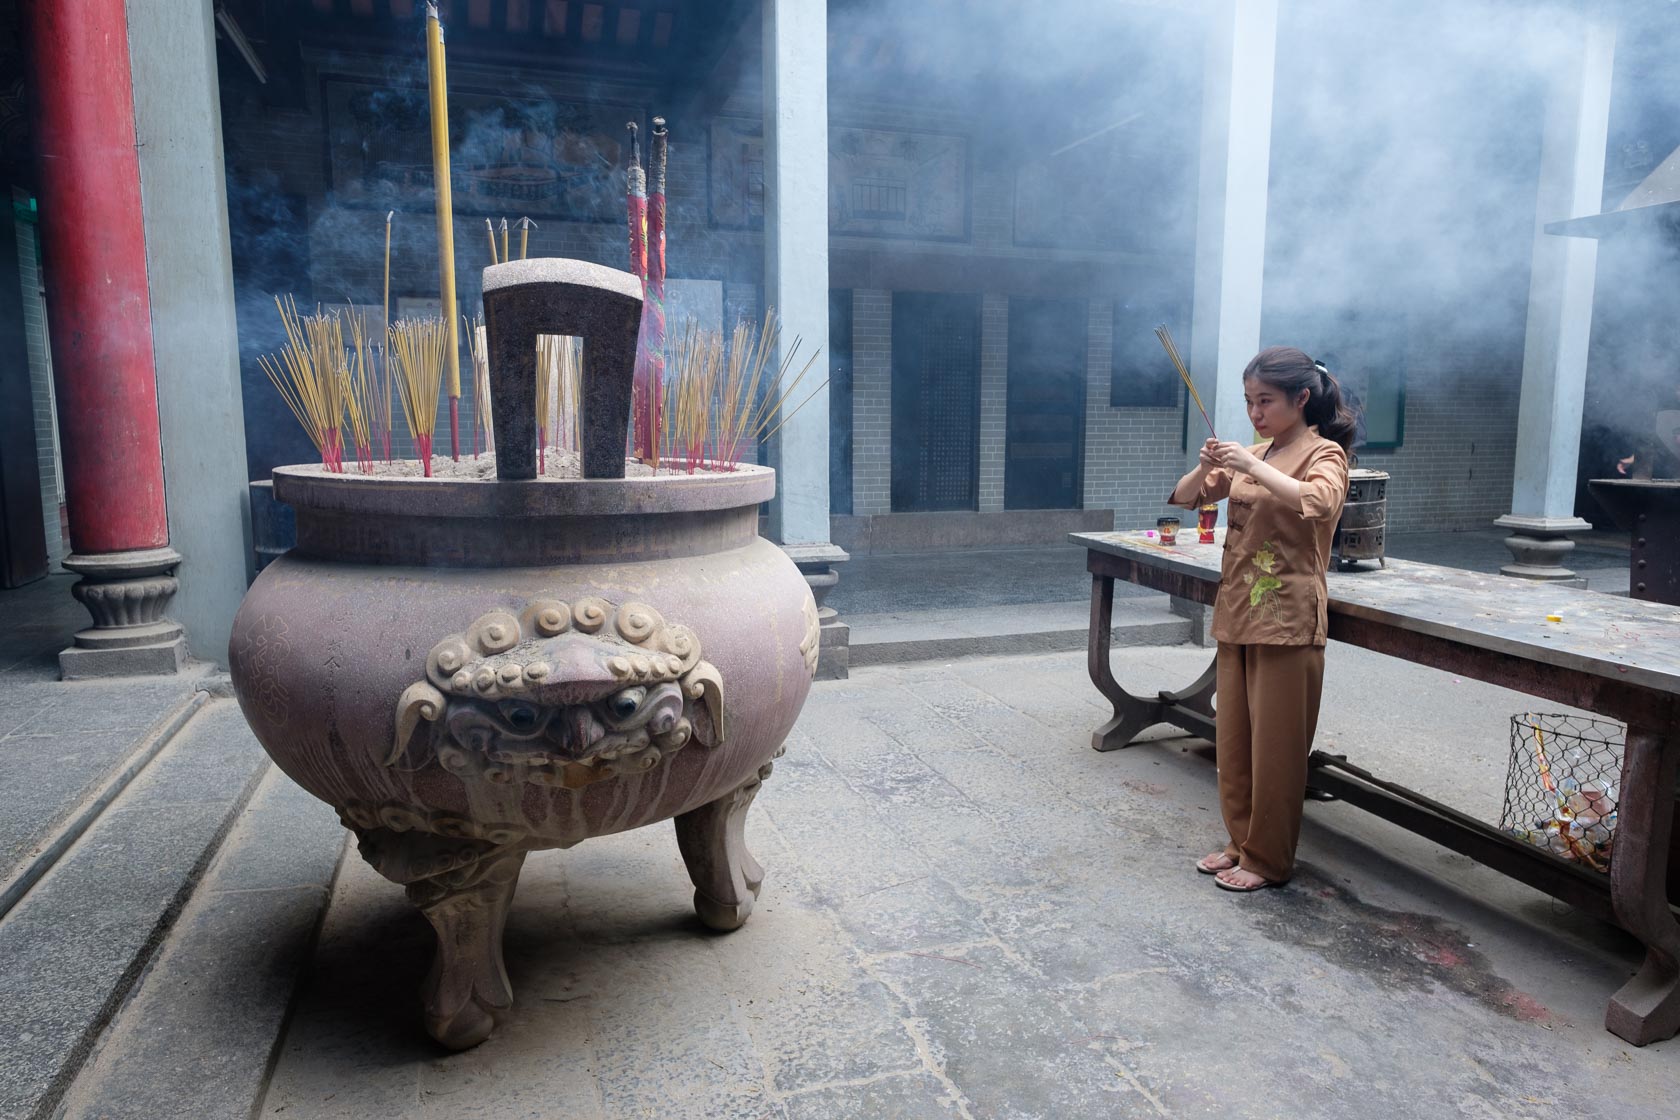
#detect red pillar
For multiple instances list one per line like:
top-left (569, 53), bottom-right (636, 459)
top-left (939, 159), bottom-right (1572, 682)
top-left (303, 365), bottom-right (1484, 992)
top-left (21, 0), bottom-right (168, 555)
top-left (22, 0), bottom-right (186, 679)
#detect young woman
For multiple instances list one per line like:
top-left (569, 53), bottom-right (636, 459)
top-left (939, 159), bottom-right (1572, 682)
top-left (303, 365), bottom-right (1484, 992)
top-left (1169, 347), bottom-right (1359, 892)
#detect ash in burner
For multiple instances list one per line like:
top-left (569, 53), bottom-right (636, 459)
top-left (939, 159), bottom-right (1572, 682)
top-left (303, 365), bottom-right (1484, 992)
top-left (291, 451), bottom-right (743, 481)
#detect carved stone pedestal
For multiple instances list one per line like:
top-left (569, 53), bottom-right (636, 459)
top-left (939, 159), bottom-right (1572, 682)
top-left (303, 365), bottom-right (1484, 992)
top-left (781, 542), bottom-right (849, 680)
top-left (60, 547), bottom-right (187, 680)
top-left (1494, 514), bottom-right (1591, 588)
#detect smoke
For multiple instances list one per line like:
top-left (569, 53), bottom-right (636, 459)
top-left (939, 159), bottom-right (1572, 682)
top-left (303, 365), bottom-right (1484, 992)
top-left (214, 0), bottom-right (1680, 490)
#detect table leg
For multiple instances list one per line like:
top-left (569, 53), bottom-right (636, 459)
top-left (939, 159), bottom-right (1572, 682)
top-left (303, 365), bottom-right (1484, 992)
top-left (1606, 724), bottom-right (1680, 1045)
top-left (1161, 657), bottom-right (1218, 717)
top-left (1087, 574), bottom-right (1218, 751)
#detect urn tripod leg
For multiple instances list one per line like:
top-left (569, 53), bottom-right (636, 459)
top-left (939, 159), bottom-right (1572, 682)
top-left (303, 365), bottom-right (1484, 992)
top-left (405, 848), bottom-right (529, 1050)
top-left (675, 763), bottom-right (772, 931)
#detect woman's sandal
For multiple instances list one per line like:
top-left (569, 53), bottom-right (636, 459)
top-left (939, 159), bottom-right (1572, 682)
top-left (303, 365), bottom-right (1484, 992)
top-left (1213, 868), bottom-right (1283, 892)
top-left (1194, 853), bottom-right (1237, 875)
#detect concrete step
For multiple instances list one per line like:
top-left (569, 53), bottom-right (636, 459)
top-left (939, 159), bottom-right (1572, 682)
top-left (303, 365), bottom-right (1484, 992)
top-left (0, 699), bottom-right (273, 1120)
top-left (846, 595), bottom-right (1194, 667)
top-left (0, 681), bottom-right (209, 903)
top-left (57, 767), bottom-right (344, 1120)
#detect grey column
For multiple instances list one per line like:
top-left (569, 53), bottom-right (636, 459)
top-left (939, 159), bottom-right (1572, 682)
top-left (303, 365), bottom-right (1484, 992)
top-left (978, 293), bottom-right (1008, 513)
top-left (1081, 298), bottom-right (1113, 512)
top-left (851, 288), bottom-right (892, 517)
top-left (127, 0), bottom-right (252, 663)
top-left (763, 0), bottom-right (847, 677)
top-left (0, 210), bottom-right (48, 587)
top-left (1188, 0), bottom-right (1277, 474)
top-left (1496, 19), bottom-right (1616, 583)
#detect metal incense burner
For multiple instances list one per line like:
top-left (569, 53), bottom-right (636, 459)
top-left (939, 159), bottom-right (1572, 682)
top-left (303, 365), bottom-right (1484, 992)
top-left (1333, 467), bottom-right (1389, 569)
top-left (227, 259), bottom-right (819, 1050)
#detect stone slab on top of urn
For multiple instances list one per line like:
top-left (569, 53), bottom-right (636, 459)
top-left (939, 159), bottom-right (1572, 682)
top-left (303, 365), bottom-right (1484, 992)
top-left (482, 256), bottom-right (644, 300)
top-left (482, 256), bottom-right (643, 482)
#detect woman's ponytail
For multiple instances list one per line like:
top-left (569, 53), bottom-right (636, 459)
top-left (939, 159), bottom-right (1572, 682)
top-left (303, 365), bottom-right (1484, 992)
top-left (1306, 360), bottom-right (1360, 453)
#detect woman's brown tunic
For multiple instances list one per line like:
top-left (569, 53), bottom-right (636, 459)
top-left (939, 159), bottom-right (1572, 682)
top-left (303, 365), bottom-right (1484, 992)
top-left (1187, 431), bottom-right (1349, 647)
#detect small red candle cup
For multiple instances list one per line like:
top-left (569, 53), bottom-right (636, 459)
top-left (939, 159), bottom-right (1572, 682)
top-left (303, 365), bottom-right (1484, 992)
top-left (1157, 516), bottom-right (1180, 545)
top-left (1198, 504), bottom-right (1218, 544)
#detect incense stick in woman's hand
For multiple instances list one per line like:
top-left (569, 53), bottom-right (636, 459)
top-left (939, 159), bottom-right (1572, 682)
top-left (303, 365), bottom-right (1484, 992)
top-left (1155, 324), bottom-right (1216, 439)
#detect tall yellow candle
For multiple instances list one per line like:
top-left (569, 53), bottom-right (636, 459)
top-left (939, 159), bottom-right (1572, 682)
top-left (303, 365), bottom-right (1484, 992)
top-left (425, 1), bottom-right (462, 458)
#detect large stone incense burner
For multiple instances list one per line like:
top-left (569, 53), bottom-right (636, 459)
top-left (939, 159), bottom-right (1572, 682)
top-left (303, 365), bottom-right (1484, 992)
top-left (228, 259), bottom-right (817, 1049)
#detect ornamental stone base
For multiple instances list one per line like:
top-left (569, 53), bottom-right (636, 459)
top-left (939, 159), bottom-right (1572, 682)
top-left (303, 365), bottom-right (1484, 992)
top-left (60, 547), bottom-right (187, 680)
top-left (1494, 514), bottom-right (1591, 588)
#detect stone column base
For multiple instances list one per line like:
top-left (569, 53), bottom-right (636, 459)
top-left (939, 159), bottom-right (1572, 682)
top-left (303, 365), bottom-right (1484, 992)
top-left (1493, 514), bottom-right (1591, 587)
top-left (1169, 595), bottom-right (1213, 648)
top-left (780, 542), bottom-right (850, 680)
top-left (60, 547), bottom-right (188, 680)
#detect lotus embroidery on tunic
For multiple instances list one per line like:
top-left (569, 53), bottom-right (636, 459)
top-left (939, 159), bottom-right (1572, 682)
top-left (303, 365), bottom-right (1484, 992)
top-left (1244, 540), bottom-right (1284, 619)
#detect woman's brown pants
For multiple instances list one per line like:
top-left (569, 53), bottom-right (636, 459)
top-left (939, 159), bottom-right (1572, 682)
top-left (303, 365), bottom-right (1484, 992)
top-left (1215, 641), bottom-right (1326, 883)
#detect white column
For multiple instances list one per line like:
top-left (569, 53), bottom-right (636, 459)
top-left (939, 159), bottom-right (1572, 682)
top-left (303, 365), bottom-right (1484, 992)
top-left (128, 0), bottom-right (252, 662)
top-left (1496, 19), bottom-right (1616, 581)
top-left (762, 0), bottom-right (833, 548)
top-left (1188, 0), bottom-right (1277, 474)
top-left (763, 0), bottom-right (847, 678)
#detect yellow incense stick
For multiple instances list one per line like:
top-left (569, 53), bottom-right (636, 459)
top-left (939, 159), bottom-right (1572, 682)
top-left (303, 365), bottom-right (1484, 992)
top-left (1155, 324), bottom-right (1215, 439)
top-left (425, 2), bottom-right (462, 450)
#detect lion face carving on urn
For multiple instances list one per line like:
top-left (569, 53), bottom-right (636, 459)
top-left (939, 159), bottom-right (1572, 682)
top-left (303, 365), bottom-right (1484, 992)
top-left (391, 598), bottom-right (725, 788)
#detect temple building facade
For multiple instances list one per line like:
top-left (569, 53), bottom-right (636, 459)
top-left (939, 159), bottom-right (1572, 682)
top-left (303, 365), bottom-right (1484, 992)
top-left (1, 0), bottom-right (1677, 668)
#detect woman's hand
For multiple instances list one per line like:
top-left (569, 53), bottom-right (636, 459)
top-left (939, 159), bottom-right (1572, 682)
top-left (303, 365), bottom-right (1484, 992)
top-left (1209, 440), bottom-right (1260, 474)
top-left (1197, 438), bottom-right (1221, 470)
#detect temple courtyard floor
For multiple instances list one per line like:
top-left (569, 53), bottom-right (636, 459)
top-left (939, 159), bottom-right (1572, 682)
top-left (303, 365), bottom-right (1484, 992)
top-left (5, 531), bottom-right (1677, 1118)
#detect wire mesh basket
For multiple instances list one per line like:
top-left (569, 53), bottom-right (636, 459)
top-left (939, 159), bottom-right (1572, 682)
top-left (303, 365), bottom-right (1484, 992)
top-left (1499, 713), bottom-right (1623, 873)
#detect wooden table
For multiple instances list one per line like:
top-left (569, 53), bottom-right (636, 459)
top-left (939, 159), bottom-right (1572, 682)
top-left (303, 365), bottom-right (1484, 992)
top-left (1074, 528), bottom-right (1680, 1045)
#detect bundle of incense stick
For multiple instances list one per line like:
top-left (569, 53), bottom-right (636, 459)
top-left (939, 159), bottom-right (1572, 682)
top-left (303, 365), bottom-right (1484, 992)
top-left (466, 315), bottom-right (492, 456)
top-left (660, 310), bottom-right (826, 472)
top-left (663, 319), bottom-right (723, 472)
top-left (557, 334), bottom-right (582, 454)
top-left (536, 334), bottom-right (558, 473)
top-left (343, 312), bottom-right (378, 473)
top-left (260, 296), bottom-right (347, 472)
top-left (1154, 324), bottom-right (1216, 439)
top-left (375, 336), bottom-right (394, 463)
top-left (388, 317), bottom-right (447, 476)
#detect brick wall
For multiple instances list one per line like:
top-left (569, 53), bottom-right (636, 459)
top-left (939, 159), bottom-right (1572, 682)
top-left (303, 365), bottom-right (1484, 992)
top-left (1081, 299), bottom-right (1184, 528)
top-left (15, 215), bottom-right (64, 567)
top-left (1353, 332), bottom-right (1522, 532)
top-left (977, 293), bottom-right (1008, 512)
top-left (851, 288), bottom-right (891, 514)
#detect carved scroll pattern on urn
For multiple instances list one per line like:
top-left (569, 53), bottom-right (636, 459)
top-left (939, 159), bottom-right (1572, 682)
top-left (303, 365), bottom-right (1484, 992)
top-left (799, 592), bottom-right (820, 678)
top-left (390, 597), bottom-right (726, 793)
